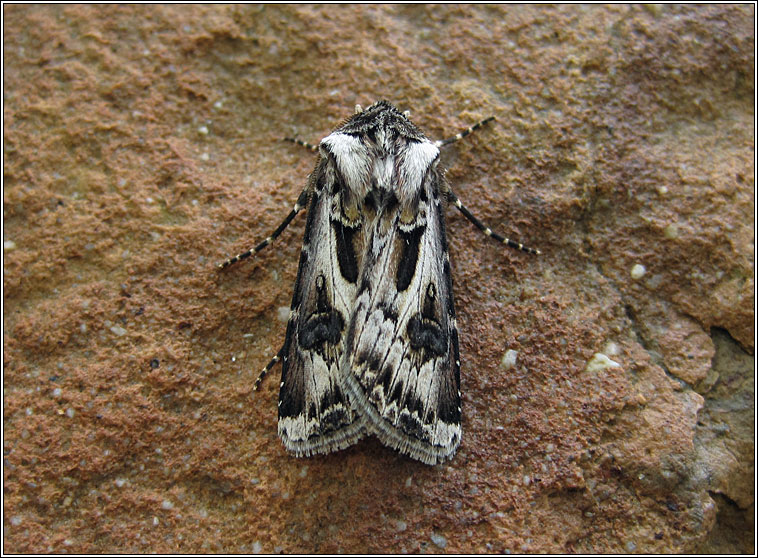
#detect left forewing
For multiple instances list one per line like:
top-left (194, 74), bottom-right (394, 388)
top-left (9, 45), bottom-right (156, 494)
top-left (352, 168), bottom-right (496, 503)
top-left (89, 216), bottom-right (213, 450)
top-left (277, 158), bottom-right (367, 457)
top-left (341, 166), bottom-right (462, 465)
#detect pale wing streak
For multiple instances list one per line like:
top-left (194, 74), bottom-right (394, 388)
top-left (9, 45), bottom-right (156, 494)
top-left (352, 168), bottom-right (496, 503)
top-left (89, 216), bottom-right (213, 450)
top-left (279, 178), bottom-right (364, 454)
top-left (399, 197), bottom-right (443, 412)
top-left (360, 210), bottom-right (438, 425)
top-left (365, 221), bottom-right (421, 413)
top-left (417, 209), bottom-right (445, 419)
top-left (311, 189), bottom-right (360, 429)
top-left (328, 217), bottom-right (354, 313)
top-left (320, 208), bottom-right (357, 428)
top-left (304, 191), bottom-right (335, 430)
top-left (416, 232), bottom-right (442, 424)
top-left (373, 227), bottom-right (418, 403)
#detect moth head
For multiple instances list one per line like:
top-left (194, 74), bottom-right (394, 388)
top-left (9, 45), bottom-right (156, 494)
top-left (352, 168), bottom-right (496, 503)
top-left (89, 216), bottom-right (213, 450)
top-left (335, 101), bottom-right (425, 139)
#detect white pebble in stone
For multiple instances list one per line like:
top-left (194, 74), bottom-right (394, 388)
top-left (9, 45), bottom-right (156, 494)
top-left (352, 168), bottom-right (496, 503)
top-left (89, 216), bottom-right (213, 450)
top-left (584, 353), bottom-right (621, 373)
top-left (500, 349), bottom-right (518, 370)
top-left (430, 532), bottom-right (447, 549)
top-left (630, 264), bottom-right (646, 279)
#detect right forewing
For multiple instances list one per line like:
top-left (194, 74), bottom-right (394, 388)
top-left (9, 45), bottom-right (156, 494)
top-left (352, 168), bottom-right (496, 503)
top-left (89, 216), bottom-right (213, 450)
top-left (341, 159), bottom-right (462, 465)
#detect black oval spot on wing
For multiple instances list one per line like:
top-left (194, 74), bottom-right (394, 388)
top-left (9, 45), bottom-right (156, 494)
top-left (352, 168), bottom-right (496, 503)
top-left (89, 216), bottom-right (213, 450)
top-left (298, 274), bottom-right (345, 349)
top-left (407, 316), bottom-right (448, 357)
top-left (332, 220), bottom-right (359, 283)
top-left (289, 249), bottom-right (309, 309)
top-left (378, 363), bottom-right (394, 397)
top-left (298, 310), bottom-right (344, 350)
top-left (396, 225), bottom-right (425, 292)
top-left (391, 380), bottom-right (404, 404)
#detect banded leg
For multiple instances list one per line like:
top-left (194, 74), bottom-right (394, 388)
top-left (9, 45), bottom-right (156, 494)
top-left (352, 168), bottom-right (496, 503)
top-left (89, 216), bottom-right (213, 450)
top-left (435, 116), bottom-right (496, 147)
top-left (449, 192), bottom-right (540, 255)
top-left (283, 137), bottom-right (319, 152)
top-left (254, 348), bottom-right (284, 391)
top-left (217, 188), bottom-right (310, 270)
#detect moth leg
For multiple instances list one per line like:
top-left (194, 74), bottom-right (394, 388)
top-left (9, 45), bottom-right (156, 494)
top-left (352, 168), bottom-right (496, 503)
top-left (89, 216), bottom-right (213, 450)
top-left (217, 188), bottom-right (310, 270)
top-left (448, 191), bottom-right (541, 255)
top-left (254, 348), bottom-right (284, 391)
top-left (283, 137), bottom-right (319, 152)
top-left (435, 116), bottom-right (495, 147)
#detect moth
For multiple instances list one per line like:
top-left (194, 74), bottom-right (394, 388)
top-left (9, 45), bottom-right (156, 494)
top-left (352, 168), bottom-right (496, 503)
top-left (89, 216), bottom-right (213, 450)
top-left (218, 100), bottom-right (538, 465)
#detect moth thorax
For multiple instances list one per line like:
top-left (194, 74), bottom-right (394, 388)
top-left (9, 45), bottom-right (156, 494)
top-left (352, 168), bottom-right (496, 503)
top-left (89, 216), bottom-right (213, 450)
top-left (372, 155), bottom-right (395, 190)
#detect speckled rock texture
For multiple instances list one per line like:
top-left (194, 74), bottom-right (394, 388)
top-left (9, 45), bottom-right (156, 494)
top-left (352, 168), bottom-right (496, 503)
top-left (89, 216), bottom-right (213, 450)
top-left (3, 4), bottom-right (753, 554)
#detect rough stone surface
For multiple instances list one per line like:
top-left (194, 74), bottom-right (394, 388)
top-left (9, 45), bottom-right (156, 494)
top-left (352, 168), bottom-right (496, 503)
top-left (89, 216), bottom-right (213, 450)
top-left (3, 4), bottom-right (753, 554)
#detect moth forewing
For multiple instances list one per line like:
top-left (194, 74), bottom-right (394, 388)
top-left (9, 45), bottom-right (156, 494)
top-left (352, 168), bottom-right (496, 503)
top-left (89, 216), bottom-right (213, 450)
top-left (336, 136), bottom-right (462, 465)
top-left (276, 156), bottom-right (366, 457)
top-left (218, 100), bottom-right (538, 465)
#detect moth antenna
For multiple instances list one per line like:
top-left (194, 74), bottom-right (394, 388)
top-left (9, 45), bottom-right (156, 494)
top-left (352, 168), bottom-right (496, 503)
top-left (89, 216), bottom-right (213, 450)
top-left (282, 137), bottom-right (319, 152)
top-left (449, 192), bottom-right (540, 255)
top-left (216, 188), bottom-right (310, 270)
top-left (435, 116), bottom-right (496, 148)
top-left (253, 349), bottom-right (284, 391)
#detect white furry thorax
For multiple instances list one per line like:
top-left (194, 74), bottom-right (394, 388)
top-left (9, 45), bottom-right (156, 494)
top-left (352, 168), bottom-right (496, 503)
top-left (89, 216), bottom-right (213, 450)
top-left (320, 131), bottom-right (439, 205)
